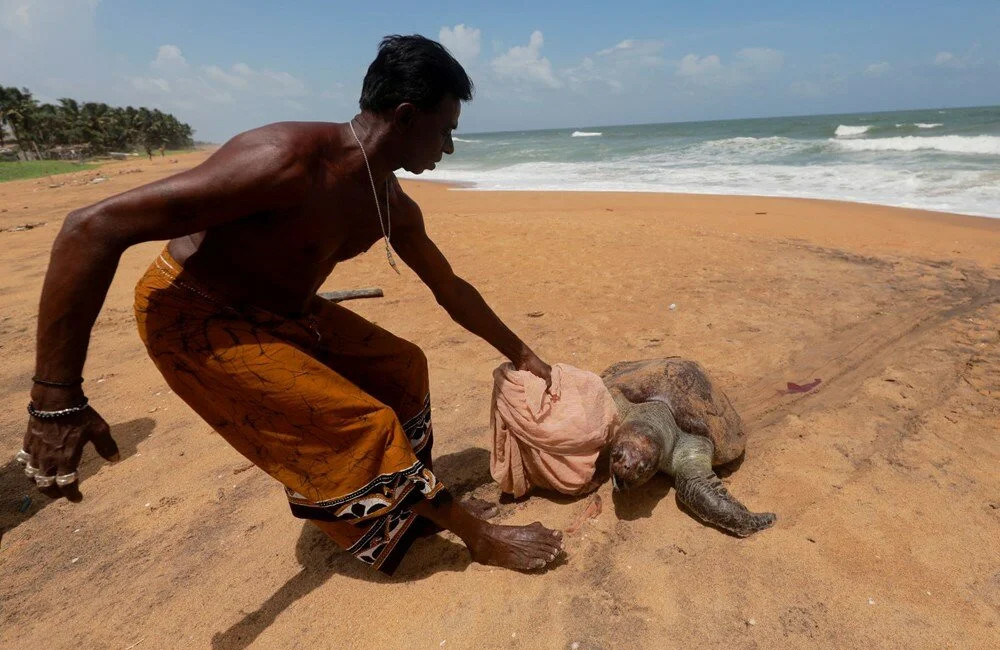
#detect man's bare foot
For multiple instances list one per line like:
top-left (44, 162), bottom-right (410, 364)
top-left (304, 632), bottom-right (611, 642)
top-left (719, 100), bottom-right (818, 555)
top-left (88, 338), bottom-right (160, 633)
top-left (410, 491), bottom-right (562, 570)
top-left (468, 521), bottom-right (564, 571)
top-left (460, 496), bottom-right (500, 520)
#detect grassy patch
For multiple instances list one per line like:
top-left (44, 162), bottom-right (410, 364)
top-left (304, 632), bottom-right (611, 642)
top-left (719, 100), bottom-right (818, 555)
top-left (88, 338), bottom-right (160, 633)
top-left (0, 160), bottom-right (98, 183)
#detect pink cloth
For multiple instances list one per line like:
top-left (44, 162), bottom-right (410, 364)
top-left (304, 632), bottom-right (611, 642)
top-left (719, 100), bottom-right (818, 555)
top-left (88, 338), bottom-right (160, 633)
top-left (489, 362), bottom-right (617, 497)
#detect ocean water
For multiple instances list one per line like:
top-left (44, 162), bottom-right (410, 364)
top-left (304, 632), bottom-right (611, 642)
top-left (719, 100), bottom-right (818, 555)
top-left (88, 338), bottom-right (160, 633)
top-left (406, 105), bottom-right (1000, 218)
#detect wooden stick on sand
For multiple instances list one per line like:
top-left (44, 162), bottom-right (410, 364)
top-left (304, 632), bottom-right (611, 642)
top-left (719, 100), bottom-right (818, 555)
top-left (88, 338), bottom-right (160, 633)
top-left (319, 288), bottom-right (384, 302)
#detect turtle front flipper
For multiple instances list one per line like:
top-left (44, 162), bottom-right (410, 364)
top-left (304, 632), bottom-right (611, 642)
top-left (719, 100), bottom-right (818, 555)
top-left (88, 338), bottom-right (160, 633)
top-left (669, 433), bottom-right (776, 537)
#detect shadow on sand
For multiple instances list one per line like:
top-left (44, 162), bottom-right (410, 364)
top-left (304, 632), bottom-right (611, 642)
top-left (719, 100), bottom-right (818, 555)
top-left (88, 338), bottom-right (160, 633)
top-left (0, 417), bottom-right (156, 544)
top-left (211, 446), bottom-right (493, 650)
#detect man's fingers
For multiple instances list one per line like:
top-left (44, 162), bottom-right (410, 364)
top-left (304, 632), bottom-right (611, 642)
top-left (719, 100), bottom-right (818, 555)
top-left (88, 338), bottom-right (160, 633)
top-left (56, 456), bottom-right (80, 485)
top-left (88, 422), bottom-right (120, 462)
top-left (23, 423), bottom-right (42, 462)
top-left (53, 458), bottom-right (83, 502)
top-left (33, 457), bottom-right (58, 493)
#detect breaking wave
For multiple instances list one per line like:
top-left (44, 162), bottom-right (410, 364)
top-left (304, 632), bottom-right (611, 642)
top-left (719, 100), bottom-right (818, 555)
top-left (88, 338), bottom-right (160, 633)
top-left (832, 135), bottom-right (1000, 155)
top-left (835, 125), bottom-right (872, 137)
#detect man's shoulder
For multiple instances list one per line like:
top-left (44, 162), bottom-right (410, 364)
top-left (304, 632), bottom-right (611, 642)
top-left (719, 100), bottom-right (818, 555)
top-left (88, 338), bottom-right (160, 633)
top-left (210, 122), bottom-right (338, 185)
top-left (224, 121), bottom-right (338, 164)
top-left (388, 174), bottom-right (423, 222)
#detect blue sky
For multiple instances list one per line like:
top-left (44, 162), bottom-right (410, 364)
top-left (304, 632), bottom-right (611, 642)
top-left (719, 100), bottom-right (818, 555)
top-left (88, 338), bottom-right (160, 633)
top-left (3, 0), bottom-right (998, 141)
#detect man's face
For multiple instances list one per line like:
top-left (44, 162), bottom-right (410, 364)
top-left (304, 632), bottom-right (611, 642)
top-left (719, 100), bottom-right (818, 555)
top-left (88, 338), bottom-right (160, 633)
top-left (399, 95), bottom-right (460, 174)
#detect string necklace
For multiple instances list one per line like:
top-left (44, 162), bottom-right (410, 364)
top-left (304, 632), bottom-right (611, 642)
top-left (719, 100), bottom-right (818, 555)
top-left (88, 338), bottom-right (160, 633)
top-left (348, 118), bottom-right (400, 274)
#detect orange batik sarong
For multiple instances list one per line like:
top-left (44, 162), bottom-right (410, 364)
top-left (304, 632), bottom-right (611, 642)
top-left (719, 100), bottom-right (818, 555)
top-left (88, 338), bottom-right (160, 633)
top-left (134, 248), bottom-right (444, 574)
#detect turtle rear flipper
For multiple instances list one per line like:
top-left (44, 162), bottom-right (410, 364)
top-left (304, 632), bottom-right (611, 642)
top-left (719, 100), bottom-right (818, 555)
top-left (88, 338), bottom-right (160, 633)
top-left (670, 433), bottom-right (776, 537)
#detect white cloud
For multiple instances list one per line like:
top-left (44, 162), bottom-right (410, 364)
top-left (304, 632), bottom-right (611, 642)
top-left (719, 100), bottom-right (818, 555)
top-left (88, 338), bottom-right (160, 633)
top-left (932, 49), bottom-right (978, 69)
top-left (564, 38), bottom-right (665, 94)
top-left (119, 45), bottom-right (310, 136)
top-left (151, 44), bottom-right (188, 72)
top-left (678, 53), bottom-right (723, 77)
top-left (253, 68), bottom-right (308, 97)
top-left (139, 46), bottom-right (308, 103)
top-left (1, 0), bottom-right (100, 36)
top-left (934, 51), bottom-right (956, 66)
top-left (676, 48), bottom-right (783, 86)
top-left (0, 0), bottom-right (103, 94)
top-left (564, 56), bottom-right (622, 93)
top-left (492, 30), bottom-right (562, 88)
top-left (439, 24), bottom-right (481, 65)
top-left (203, 64), bottom-right (248, 89)
top-left (736, 47), bottom-right (784, 74)
top-left (865, 61), bottom-right (891, 77)
top-left (130, 77), bottom-right (171, 93)
top-left (932, 44), bottom-right (986, 70)
top-left (597, 38), bottom-right (665, 66)
top-left (597, 39), bottom-right (636, 56)
top-left (0, 1), bottom-right (30, 30)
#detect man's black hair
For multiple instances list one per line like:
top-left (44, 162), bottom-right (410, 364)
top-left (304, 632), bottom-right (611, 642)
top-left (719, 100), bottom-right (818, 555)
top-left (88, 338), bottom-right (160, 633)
top-left (360, 34), bottom-right (473, 113)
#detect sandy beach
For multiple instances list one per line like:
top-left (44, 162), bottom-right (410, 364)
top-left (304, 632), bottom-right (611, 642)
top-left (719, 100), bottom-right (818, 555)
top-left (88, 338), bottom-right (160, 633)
top-left (1, 150), bottom-right (998, 649)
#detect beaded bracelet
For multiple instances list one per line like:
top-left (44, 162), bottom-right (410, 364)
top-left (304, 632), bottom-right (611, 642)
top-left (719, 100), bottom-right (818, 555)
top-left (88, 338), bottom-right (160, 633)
top-left (32, 376), bottom-right (84, 388)
top-left (27, 398), bottom-right (90, 419)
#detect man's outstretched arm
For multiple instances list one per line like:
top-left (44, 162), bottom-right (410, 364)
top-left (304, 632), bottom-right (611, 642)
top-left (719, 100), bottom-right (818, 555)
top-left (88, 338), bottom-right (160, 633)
top-left (389, 188), bottom-right (551, 384)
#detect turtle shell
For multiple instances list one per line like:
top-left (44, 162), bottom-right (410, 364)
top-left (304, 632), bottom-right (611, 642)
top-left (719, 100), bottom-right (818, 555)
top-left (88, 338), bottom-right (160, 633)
top-left (601, 357), bottom-right (746, 465)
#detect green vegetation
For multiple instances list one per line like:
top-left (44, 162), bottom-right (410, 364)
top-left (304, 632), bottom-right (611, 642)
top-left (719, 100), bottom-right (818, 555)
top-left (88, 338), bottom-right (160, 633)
top-left (0, 160), bottom-right (98, 182)
top-left (0, 85), bottom-right (194, 159)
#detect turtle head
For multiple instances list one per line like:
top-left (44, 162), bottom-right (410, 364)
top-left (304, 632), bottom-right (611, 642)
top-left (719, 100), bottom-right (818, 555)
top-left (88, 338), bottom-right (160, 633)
top-left (609, 420), bottom-right (662, 491)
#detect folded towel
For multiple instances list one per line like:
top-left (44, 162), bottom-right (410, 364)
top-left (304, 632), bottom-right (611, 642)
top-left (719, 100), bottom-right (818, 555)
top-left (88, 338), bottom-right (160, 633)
top-left (489, 362), bottom-right (617, 497)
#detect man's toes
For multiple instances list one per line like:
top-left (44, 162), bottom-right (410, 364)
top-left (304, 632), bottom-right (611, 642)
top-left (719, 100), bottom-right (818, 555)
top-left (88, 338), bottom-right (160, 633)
top-left (541, 539), bottom-right (563, 556)
top-left (512, 555), bottom-right (539, 571)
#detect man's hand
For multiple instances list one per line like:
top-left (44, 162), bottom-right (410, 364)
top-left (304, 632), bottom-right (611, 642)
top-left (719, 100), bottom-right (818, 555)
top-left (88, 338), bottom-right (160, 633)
top-left (20, 405), bottom-right (119, 500)
top-left (517, 351), bottom-right (553, 393)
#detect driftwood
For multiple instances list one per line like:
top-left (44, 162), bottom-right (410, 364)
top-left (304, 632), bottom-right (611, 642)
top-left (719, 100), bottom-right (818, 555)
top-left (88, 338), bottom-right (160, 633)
top-left (319, 287), bottom-right (384, 302)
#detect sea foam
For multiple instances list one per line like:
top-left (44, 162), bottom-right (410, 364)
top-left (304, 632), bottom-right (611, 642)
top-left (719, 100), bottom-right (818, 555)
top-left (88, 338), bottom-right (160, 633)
top-left (571, 131), bottom-right (602, 137)
top-left (835, 125), bottom-right (871, 137)
top-left (832, 135), bottom-right (1000, 155)
top-left (413, 159), bottom-right (1000, 218)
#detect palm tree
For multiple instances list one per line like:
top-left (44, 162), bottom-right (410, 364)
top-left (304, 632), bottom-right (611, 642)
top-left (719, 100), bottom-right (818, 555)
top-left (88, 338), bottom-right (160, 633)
top-left (1, 84), bottom-right (194, 158)
top-left (0, 86), bottom-right (12, 147)
top-left (57, 98), bottom-right (85, 145)
top-left (0, 86), bottom-right (38, 154)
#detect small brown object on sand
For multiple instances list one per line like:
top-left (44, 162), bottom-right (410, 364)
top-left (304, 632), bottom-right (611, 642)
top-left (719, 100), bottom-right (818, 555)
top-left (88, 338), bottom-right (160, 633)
top-left (565, 494), bottom-right (603, 534)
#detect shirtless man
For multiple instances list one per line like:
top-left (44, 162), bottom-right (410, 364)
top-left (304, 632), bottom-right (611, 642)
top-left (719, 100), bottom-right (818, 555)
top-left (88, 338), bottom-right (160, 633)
top-left (20, 35), bottom-right (563, 573)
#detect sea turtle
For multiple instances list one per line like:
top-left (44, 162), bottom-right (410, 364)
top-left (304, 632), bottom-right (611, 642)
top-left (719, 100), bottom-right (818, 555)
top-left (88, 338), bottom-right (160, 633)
top-left (602, 358), bottom-right (776, 537)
